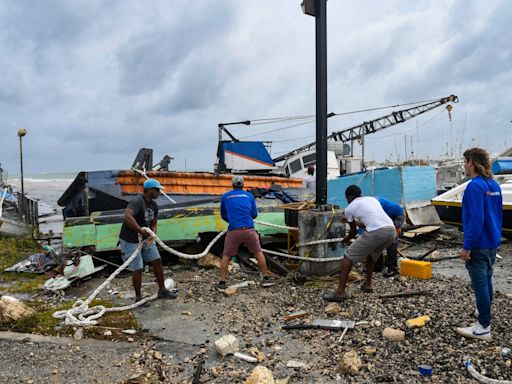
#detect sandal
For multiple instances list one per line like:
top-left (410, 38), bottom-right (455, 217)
top-left (157, 289), bottom-right (178, 299)
top-left (323, 292), bottom-right (349, 302)
top-left (360, 284), bottom-right (374, 293)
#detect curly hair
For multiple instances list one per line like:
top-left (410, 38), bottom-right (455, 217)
top-left (463, 147), bottom-right (492, 178)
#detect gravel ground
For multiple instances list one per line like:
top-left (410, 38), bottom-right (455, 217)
top-left (1, 233), bottom-right (511, 383)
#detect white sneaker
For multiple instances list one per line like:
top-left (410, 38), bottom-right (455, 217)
top-left (456, 322), bottom-right (491, 340)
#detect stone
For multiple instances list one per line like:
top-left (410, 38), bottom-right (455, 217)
top-left (340, 350), bottom-right (362, 374)
top-left (348, 271), bottom-right (364, 282)
top-left (0, 296), bottom-right (35, 323)
top-left (324, 303), bottom-right (341, 315)
top-left (181, 311), bottom-right (192, 316)
top-left (249, 347), bottom-right (266, 362)
top-left (382, 327), bottom-right (405, 341)
top-left (103, 330), bottom-right (112, 336)
top-left (286, 360), bottom-right (306, 368)
top-left (215, 334), bottom-right (239, 357)
top-left (197, 253), bottom-right (232, 270)
top-left (405, 315), bottom-right (431, 328)
top-left (224, 287), bottom-right (238, 296)
top-left (365, 348), bottom-right (377, 355)
top-left (73, 328), bottom-right (83, 341)
top-left (154, 351), bottom-right (163, 360)
top-left (244, 365), bottom-right (274, 384)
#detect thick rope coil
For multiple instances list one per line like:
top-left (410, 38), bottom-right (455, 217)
top-left (53, 240), bottom-right (156, 326)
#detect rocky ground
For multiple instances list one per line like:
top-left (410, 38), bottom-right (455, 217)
top-left (0, 230), bottom-right (511, 383)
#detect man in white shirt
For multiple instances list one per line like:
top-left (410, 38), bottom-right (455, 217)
top-left (324, 185), bottom-right (396, 302)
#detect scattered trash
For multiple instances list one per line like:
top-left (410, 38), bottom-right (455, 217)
top-left (464, 359), bottom-right (512, 384)
top-left (502, 347), bottom-right (511, 358)
top-left (234, 352), bottom-right (258, 363)
top-left (244, 365), bottom-right (274, 384)
top-left (122, 329), bottom-right (137, 335)
top-left (379, 289), bottom-right (431, 299)
top-left (340, 350), bottom-right (362, 375)
top-left (286, 360), bottom-right (306, 368)
top-left (164, 278), bottom-right (175, 290)
top-left (181, 311), bottom-right (192, 316)
top-left (418, 364), bottom-right (433, 376)
top-left (283, 310), bottom-right (308, 321)
top-left (229, 280), bottom-right (256, 289)
top-left (382, 328), bottom-right (405, 341)
top-left (103, 330), bottom-right (112, 336)
top-left (402, 226), bottom-right (441, 239)
top-left (365, 347), bottom-right (377, 355)
top-left (400, 259), bottom-right (432, 279)
top-left (406, 315), bottom-right (431, 328)
top-left (283, 319), bottom-right (355, 331)
top-left (215, 334), bottom-right (239, 357)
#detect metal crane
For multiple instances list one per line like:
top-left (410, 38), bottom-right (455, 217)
top-left (272, 94), bottom-right (458, 163)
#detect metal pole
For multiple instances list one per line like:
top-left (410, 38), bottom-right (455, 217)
top-left (19, 134), bottom-right (25, 196)
top-left (315, 0), bottom-right (328, 205)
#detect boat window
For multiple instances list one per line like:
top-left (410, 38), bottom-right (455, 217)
top-left (302, 153), bottom-right (316, 167)
top-left (285, 166), bottom-right (290, 177)
top-left (289, 159), bottom-right (302, 174)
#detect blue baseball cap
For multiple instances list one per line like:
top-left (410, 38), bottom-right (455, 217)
top-left (143, 179), bottom-right (164, 190)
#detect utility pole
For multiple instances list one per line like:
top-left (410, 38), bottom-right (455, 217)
top-left (404, 135), bottom-right (407, 162)
top-left (302, 0), bottom-right (328, 205)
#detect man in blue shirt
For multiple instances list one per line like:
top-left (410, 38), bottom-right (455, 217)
top-left (456, 148), bottom-right (502, 340)
top-left (218, 176), bottom-right (273, 290)
top-left (376, 196), bottom-right (405, 277)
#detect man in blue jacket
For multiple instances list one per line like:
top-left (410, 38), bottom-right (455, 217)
top-left (376, 196), bottom-right (405, 277)
top-left (456, 148), bottom-right (502, 340)
top-left (218, 176), bottom-right (273, 290)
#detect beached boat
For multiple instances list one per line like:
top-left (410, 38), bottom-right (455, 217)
top-left (58, 168), bottom-right (309, 252)
top-left (327, 165), bottom-right (441, 225)
top-left (431, 174), bottom-right (512, 234)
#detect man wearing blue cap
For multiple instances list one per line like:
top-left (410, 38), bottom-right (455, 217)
top-left (119, 178), bottom-right (177, 304)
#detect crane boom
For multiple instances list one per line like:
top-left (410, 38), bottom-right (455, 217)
top-left (273, 94), bottom-right (458, 163)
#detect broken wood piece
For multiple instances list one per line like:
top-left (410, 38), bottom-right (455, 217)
top-left (402, 226), bottom-right (441, 239)
top-left (379, 289), bottom-right (431, 299)
top-left (283, 310), bottom-right (309, 321)
top-left (192, 359), bottom-right (204, 384)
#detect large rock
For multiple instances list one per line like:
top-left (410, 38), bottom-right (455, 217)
top-left (197, 253), bottom-right (222, 269)
top-left (0, 296), bottom-right (35, 323)
top-left (340, 350), bottom-right (362, 374)
top-left (245, 366), bottom-right (274, 384)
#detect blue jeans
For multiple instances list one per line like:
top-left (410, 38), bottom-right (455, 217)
top-left (465, 248), bottom-right (496, 328)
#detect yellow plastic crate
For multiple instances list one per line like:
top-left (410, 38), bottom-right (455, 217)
top-left (400, 259), bottom-right (432, 279)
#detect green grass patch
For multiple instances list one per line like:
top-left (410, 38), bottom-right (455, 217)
top-left (0, 237), bottom-right (42, 271)
top-left (1, 299), bottom-right (139, 337)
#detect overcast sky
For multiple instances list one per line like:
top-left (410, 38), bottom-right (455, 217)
top-left (1, 0), bottom-right (511, 175)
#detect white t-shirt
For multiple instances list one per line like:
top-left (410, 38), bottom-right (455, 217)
top-left (344, 196), bottom-right (394, 232)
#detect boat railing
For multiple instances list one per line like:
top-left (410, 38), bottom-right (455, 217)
top-left (16, 192), bottom-right (39, 228)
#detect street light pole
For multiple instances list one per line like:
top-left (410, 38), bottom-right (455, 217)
top-left (17, 128), bottom-right (27, 196)
top-left (302, 0), bottom-right (328, 205)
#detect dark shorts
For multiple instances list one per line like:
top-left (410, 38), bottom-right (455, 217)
top-left (223, 229), bottom-right (262, 256)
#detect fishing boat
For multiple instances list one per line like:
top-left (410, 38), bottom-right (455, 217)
top-left (58, 153), bottom-right (309, 252)
top-left (431, 173), bottom-right (512, 234)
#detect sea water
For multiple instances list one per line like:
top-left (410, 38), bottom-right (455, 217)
top-left (6, 172), bottom-right (75, 235)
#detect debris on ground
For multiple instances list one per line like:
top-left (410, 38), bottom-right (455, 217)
top-left (0, 296), bottom-right (35, 322)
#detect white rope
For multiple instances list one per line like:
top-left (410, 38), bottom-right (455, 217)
top-left (53, 240), bottom-right (156, 326)
top-left (146, 228), bottom-right (228, 260)
top-left (254, 219), bottom-right (298, 231)
top-left (131, 168), bottom-right (177, 204)
top-left (262, 248), bottom-right (344, 263)
top-left (465, 360), bottom-right (512, 384)
top-left (298, 237), bottom-right (346, 247)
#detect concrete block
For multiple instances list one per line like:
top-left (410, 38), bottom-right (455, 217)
top-left (214, 334), bottom-right (239, 357)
